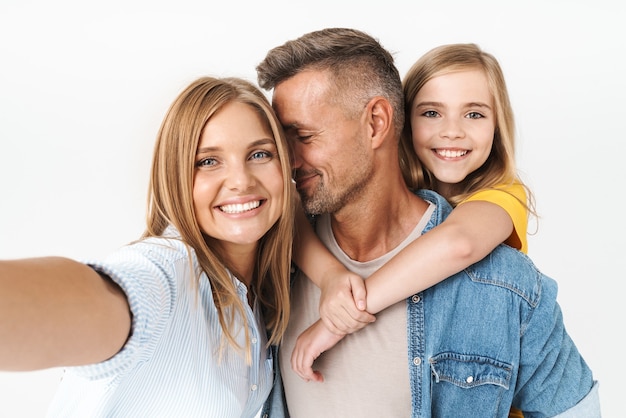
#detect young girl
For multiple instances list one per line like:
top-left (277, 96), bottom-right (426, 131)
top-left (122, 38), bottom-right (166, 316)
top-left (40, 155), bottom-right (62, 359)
top-left (365, 42), bottom-right (536, 313)
top-left (291, 43), bottom-right (536, 385)
top-left (0, 76), bottom-right (294, 417)
top-left (396, 39), bottom-right (533, 418)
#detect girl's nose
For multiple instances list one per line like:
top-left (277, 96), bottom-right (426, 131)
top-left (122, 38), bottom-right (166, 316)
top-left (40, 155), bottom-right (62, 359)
top-left (439, 117), bottom-right (465, 140)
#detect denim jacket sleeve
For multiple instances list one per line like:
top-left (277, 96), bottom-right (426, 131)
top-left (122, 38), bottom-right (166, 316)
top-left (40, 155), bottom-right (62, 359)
top-left (552, 381), bottom-right (601, 417)
top-left (512, 267), bottom-right (599, 416)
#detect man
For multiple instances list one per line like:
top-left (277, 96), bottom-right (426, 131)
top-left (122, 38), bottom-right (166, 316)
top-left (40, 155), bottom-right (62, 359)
top-left (257, 28), bottom-right (599, 417)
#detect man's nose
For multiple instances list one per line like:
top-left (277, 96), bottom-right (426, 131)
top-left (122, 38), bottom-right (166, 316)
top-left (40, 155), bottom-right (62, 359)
top-left (290, 141), bottom-right (303, 169)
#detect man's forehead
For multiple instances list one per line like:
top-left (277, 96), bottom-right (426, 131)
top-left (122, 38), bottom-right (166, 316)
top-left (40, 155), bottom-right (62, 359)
top-left (273, 71), bottom-right (330, 102)
top-left (271, 96), bottom-right (319, 129)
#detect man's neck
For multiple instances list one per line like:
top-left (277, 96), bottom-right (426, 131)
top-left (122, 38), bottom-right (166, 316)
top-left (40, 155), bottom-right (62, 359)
top-left (329, 180), bottom-right (428, 262)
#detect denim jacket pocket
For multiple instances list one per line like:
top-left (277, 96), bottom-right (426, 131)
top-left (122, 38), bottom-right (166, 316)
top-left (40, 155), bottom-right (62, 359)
top-left (430, 352), bottom-right (512, 389)
top-left (429, 352), bottom-right (513, 417)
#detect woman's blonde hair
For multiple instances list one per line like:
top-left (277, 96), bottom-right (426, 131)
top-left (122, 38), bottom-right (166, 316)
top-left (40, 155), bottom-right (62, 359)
top-left (142, 76), bottom-right (294, 358)
top-left (400, 43), bottom-right (535, 216)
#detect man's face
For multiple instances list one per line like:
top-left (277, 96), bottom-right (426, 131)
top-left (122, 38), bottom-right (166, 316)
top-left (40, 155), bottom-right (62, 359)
top-left (272, 70), bottom-right (374, 215)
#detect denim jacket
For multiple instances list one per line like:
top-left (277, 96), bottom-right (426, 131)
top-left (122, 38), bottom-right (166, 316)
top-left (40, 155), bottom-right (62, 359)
top-left (262, 189), bottom-right (599, 418)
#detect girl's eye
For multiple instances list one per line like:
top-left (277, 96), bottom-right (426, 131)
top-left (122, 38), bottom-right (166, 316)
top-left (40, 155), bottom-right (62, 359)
top-left (466, 112), bottom-right (484, 119)
top-left (422, 110), bottom-right (439, 118)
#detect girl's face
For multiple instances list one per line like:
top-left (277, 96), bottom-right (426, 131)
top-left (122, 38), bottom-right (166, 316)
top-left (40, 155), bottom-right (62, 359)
top-left (410, 69), bottom-right (496, 196)
top-left (193, 101), bottom-right (284, 255)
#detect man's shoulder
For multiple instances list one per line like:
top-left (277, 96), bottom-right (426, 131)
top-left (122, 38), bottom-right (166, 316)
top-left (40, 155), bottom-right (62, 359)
top-left (411, 189), bottom-right (549, 301)
top-left (412, 188), bottom-right (448, 206)
top-left (465, 245), bottom-right (553, 306)
top-left (411, 189), bottom-right (452, 231)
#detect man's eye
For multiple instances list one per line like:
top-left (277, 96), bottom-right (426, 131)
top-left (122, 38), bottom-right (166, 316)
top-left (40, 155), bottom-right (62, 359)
top-left (297, 135), bottom-right (313, 142)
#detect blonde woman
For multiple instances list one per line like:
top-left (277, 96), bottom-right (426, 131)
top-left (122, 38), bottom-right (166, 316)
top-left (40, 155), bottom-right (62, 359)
top-left (0, 76), bottom-right (294, 417)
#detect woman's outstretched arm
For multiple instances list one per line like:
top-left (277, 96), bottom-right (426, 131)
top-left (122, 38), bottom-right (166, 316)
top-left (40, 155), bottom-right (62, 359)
top-left (0, 256), bottom-right (131, 371)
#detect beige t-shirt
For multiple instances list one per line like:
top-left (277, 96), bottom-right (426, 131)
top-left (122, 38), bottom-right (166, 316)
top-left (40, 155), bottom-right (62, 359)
top-left (281, 203), bottom-right (434, 417)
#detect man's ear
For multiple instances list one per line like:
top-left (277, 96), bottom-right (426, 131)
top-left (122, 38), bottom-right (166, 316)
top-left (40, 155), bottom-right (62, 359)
top-left (365, 96), bottom-right (394, 150)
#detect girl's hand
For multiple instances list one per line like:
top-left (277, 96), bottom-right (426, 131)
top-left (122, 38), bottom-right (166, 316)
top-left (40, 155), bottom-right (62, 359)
top-left (291, 319), bottom-right (345, 382)
top-left (319, 269), bottom-right (375, 334)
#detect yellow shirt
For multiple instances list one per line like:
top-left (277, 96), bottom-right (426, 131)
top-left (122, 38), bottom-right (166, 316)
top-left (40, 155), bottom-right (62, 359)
top-left (461, 183), bottom-right (528, 254)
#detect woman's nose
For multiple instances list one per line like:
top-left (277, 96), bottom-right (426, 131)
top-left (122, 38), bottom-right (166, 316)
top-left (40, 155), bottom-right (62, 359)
top-left (225, 163), bottom-right (256, 191)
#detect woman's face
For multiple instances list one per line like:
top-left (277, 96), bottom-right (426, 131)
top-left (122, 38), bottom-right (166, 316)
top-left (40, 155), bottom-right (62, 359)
top-left (410, 69), bottom-right (496, 196)
top-left (193, 101), bottom-right (284, 255)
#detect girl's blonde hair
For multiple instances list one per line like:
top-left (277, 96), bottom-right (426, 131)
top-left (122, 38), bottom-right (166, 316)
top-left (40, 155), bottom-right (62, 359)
top-left (143, 76), bottom-right (294, 358)
top-left (400, 43), bottom-right (535, 216)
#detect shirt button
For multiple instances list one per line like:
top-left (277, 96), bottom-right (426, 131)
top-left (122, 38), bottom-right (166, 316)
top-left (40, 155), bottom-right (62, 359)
top-left (251, 337), bottom-right (258, 344)
top-left (411, 295), bottom-right (421, 303)
top-left (466, 376), bottom-right (474, 383)
top-left (251, 384), bottom-right (258, 391)
top-left (413, 357), bottom-right (421, 366)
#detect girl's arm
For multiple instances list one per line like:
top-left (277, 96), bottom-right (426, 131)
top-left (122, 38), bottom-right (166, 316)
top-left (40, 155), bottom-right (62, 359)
top-left (363, 200), bottom-right (514, 314)
top-left (292, 207), bottom-right (375, 334)
top-left (291, 318), bottom-right (344, 383)
top-left (0, 257), bottom-right (131, 371)
top-left (289, 202), bottom-right (512, 381)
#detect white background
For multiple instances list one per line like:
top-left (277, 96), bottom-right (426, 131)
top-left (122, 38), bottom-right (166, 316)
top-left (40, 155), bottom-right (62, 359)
top-left (0, 1), bottom-right (623, 416)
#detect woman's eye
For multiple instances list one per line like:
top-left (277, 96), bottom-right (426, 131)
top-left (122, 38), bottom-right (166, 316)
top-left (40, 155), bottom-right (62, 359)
top-left (250, 150), bottom-right (273, 160)
top-left (196, 157), bottom-right (218, 167)
top-left (422, 110), bottom-right (439, 118)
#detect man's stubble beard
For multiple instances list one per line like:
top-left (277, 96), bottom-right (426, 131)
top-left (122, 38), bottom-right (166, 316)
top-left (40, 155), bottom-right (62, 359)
top-left (300, 127), bottom-right (374, 216)
top-left (300, 166), bottom-right (373, 216)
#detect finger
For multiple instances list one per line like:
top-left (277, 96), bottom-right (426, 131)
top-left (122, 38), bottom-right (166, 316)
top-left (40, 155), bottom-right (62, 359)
top-left (320, 315), bottom-right (343, 335)
top-left (291, 347), bottom-right (308, 381)
top-left (333, 307), bottom-right (376, 334)
top-left (293, 350), bottom-right (320, 382)
top-left (310, 370), bottom-right (324, 383)
top-left (291, 339), bottom-right (321, 382)
top-left (300, 349), bottom-right (324, 383)
top-left (349, 275), bottom-right (368, 311)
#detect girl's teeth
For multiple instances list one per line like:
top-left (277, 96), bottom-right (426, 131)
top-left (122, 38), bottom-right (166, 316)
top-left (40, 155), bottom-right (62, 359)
top-left (437, 149), bottom-right (467, 158)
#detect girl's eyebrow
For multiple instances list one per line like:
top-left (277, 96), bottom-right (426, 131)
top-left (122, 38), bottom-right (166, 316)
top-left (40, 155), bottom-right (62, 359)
top-left (415, 101), bottom-right (492, 110)
top-left (464, 102), bottom-right (492, 109)
top-left (414, 101), bottom-right (442, 108)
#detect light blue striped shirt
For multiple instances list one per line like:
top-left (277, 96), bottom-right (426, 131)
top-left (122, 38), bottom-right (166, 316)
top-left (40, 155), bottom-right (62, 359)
top-left (46, 228), bottom-right (273, 417)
